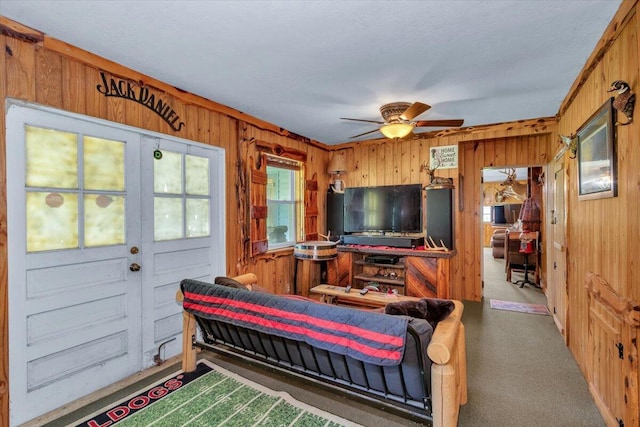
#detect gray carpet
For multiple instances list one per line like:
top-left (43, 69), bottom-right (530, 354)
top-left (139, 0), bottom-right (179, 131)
top-left (455, 249), bottom-right (604, 427)
top-left (44, 249), bottom-right (605, 427)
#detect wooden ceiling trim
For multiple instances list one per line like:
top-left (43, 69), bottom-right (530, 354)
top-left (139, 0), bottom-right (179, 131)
top-left (0, 16), bottom-right (44, 44)
top-left (558, 0), bottom-right (637, 117)
top-left (0, 16), bottom-right (333, 151)
top-left (332, 117), bottom-right (556, 150)
top-left (256, 140), bottom-right (307, 162)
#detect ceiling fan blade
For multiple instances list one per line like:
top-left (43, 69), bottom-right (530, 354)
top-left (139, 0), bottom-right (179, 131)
top-left (340, 117), bottom-right (385, 125)
top-left (414, 119), bottom-right (464, 128)
top-left (399, 102), bottom-right (431, 121)
top-left (349, 128), bottom-right (381, 139)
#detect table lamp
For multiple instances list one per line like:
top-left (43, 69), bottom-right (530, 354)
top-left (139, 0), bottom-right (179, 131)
top-left (327, 153), bottom-right (347, 193)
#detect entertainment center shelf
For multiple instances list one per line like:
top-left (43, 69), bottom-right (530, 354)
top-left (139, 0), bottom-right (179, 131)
top-left (352, 274), bottom-right (405, 286)
top-left (329, 245), bottom-right (456, 299)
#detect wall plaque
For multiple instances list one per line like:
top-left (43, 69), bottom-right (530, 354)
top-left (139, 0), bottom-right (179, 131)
top-left (96, 71), bottom-right (185, 132)
top-left (430, 145), bottom-right (458, 169)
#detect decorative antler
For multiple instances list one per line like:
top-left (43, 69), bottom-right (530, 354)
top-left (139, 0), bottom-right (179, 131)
top-left (420, 157), bottom-right (441, 184)
top-left (496, 168), bottom-right (527, 199)
top-left (495, 186), bottom-right (525, 202)
top-left (499, 168), bottom-right (517, 186)
top-left (559, 134), bottom-right (577, 159)
top-left (425, 236), bottom-right (449, 252)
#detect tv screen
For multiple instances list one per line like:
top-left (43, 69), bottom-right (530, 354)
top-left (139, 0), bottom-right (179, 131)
top-left (492, 203), bottom-right (522, 224)
top-left (343, 184), bottom-right (422, 233)
top-left (392, 185), bottom-right (423, 232)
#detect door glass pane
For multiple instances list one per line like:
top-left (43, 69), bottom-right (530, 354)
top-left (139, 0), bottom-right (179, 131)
top-left (27, 192), bottom-right (78, 251)
top-left (26, 126), bottom-right (78, 189)
top-left (186, 199), bottom-right (210, 238)
top-left (84, 136), bottom-right (125, 191)
top-left (85, 194), bottom-right (125, 247)
top-left (185, 155), bottom-right (209, 195)
top-left (154, 197), bottom-right (183, 240)
top-left (154, 151), bottom-right (182, 194)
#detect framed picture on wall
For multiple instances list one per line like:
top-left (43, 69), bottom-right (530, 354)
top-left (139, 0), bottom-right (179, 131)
top-left (577, 97), bottom-right (617, 201)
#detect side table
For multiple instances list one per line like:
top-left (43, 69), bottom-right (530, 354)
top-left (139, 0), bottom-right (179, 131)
top-left (293, 241), bottom-right (338, 296)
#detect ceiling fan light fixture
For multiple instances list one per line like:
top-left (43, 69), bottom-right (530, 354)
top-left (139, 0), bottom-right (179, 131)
top-left (380, 122), bottom-right (414, 139)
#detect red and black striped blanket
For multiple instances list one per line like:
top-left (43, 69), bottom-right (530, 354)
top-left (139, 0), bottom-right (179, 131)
top-left (181, 279), bottom-right (409, 366)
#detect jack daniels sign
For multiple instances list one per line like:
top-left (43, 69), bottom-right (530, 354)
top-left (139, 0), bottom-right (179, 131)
top-left (96, 71), bottom-right (185, 132)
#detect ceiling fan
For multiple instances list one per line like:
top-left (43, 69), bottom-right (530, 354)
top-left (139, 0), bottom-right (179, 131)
top-left (340, 101), bottom-right (464, 139)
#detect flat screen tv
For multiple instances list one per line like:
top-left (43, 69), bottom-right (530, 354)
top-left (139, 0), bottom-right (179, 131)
top-left (343, 184), bottom-right (423, 233)
top-left (492, 204), bottom-right (522, 224)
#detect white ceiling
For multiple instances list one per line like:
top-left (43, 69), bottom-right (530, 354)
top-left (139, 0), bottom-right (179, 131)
top-left (0, 1), bottom-right (622, 145)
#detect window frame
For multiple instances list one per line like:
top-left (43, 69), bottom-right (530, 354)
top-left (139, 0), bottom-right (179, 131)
top-left (265, 154), bottom-right (304, 251)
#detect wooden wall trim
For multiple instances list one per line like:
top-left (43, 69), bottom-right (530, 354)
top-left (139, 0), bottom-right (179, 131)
top-left (0, 16), bottom-right (332, 151)
top-left (586, 272), bottom-right (640, 326)
top-left (585, 271), bottom-right (640, 427)
top-left (558, 0), bottom-right (637, 117)
top-left (0, 16), bottom-right (43, 43)
top-left (0, 30), bottom-right (8, 427)
top-left (332, 117), bottom-right (555, 150)
top-left (256, 140), bottom-right (307, 161)
top-left (432, 117), bottom-right (555, 140)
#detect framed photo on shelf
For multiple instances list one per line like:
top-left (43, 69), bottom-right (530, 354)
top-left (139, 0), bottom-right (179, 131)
top-left (577, 98), bottom-right (617, 201)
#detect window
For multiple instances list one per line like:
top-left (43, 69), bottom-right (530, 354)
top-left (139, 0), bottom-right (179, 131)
top-left (482, 205), bottom-right (492, 223)
top-left (153, 150), bottom-right (211, 241)
top-left (266, 155), bottom-right (303, 250)
top-left (25, 126), bottom-right (126, 252)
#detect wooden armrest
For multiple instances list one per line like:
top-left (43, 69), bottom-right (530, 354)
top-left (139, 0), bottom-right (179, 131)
top-left (232, 273), bottom-right (258, 287)
top-left (427, 300), bottom-right (464, 364)
top-left (176, 273), bottom-right (258, 303)
top-left (428, 299), bottom-right (467, 427)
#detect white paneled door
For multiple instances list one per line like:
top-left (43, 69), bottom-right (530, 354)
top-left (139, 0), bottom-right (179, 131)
top-left (139, 135), bottom-right (226, 367)
top-left (549, 157), bottom-right (568, 339)
top-left (6, 103), bottom-right (225, 426)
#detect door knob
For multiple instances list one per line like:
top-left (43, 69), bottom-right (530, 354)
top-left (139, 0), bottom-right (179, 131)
top-left (130, 263), bottom-right (141, 272)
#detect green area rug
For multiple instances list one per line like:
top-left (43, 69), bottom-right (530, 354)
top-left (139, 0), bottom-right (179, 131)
top-left (76, 360), bottom-right (361, 427)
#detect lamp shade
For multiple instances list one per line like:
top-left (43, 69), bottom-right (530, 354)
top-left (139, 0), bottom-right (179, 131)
top-left (327, 154), bottom-right (347, 175)
top-left (380, 122), bottom-right (414, 139)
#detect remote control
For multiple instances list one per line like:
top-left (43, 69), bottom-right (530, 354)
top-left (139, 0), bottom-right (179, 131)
top-left (359, 288), bottom-right (369, 295)
top-left (345, 285), bottom-right (351, 293)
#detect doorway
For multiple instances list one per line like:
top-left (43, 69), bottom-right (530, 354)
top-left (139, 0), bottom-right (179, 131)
top-left (480, 166), bottom-right (543, 298)
top-left (6, 102), bottom-right (226, 425)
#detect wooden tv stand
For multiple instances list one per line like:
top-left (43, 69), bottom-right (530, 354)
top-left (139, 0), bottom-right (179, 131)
top-left (328, 245), bottom-right (456, 299)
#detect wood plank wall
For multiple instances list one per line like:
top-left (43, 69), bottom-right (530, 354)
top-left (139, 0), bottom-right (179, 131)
top-left (556, 0), bottom-right (640, 396)
top-left (0, 25), bottom-right (8, 427)
top-left (2, 1), bottom-right (637, 423)
top-left (333, 125), bottom-right (554, 301)
top-left (0, 19), bottom-right (331, 426)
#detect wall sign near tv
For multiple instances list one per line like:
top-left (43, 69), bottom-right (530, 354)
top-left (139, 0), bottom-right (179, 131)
top-left (343, 184), bottom-right (423, 234)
